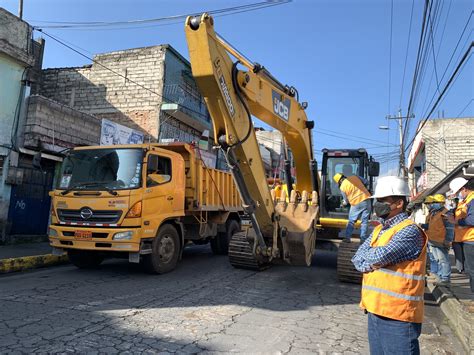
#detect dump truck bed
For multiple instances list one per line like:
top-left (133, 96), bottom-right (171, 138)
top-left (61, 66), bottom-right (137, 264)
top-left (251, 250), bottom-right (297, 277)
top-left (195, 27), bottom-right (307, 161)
top-left (157, 143), bottom-right (241, 212)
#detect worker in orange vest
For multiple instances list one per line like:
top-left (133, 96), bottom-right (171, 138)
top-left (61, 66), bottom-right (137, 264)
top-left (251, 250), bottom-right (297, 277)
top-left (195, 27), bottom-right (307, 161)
top-left (333, 172), bottom-right (371, 243)
top-left (352, 176), bottom-right (426, 354)
top-left (445, 177), bottom-right (474, 291)
top-left (421, 194), bottom-right (454, 287)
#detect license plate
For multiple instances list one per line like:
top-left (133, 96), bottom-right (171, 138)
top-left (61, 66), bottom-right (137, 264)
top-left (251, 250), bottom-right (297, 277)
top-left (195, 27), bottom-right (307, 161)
top-left (74, 230), bottom-right (92, 240)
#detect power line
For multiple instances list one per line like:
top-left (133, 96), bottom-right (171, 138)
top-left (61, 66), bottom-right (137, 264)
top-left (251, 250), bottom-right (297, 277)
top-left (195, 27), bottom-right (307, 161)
top-left (313, 130), bottom-right (397, 148)
top-left (404, 41), bottom-right (473, 153)
top-left (399, 0), bottom-right (415, 109)
top-left (419, 11), bottom-right (473, 119)
top-left (427, 3), bottom-right (441, 95)
top-left (314, 127), bottom-right (398, 146)
top-left (31, 1), bottom-right (290, 30)
top-left (388, 0), bottom-right (394, 114)
top-left (402, 0), bottom-right (430, 142)
top-left (456, 99), bottom-right (474, 117)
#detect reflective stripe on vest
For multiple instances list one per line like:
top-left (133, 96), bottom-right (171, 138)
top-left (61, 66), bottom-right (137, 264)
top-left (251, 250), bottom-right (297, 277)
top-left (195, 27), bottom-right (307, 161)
top-left (340, 176), bottom-right (371, 205)
top-left (361, 218), bottom-right (427, 323)
top-left (455, 192), bottom-right (474, 242)
top-left (426, 208), bottom-right (447, 243)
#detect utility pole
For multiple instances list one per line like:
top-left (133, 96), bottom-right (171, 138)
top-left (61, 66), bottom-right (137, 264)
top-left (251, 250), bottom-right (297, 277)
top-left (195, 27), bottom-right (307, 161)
top-left (18, 0), bottom-right (23, 19)
top-left (385, 109), bottom-right (415, 178)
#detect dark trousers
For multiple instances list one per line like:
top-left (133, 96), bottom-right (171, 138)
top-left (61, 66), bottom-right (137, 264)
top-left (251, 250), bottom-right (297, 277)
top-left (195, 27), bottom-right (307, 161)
top-left (368, 312), bottom-right (421, 355)
top-left (464, 242), bottom-right (474, 292)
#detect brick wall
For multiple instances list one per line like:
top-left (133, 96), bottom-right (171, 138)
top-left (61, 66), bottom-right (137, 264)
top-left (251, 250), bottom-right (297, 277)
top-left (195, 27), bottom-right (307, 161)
top-left (40, 45), bottom-right (166, 138)
top-left (23, 95), bottom-right (101, 151)
top-left (422, 118), bottom-right (474, 188)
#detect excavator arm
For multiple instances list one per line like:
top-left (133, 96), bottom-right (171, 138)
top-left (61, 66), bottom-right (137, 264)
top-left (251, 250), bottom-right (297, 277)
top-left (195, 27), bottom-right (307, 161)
top-left (185, 14), bottom-right (319, 267)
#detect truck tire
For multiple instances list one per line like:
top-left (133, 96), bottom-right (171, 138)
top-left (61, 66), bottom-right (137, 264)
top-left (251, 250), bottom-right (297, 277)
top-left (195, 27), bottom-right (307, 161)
top-left (211, 220), bottom-right (240, 255)
top-left (142, 224), bottom-right (180, 274)
top-left (68, 250), bottom-right (104, 269)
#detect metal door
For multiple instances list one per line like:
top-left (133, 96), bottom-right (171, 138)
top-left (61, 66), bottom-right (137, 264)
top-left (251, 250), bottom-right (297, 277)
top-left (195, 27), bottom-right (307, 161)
top-left (8, 159), bottom-right (55, 235)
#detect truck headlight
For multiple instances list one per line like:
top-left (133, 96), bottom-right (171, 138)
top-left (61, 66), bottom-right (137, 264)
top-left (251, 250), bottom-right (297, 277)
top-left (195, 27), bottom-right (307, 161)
top-left (113, 231), bottom-right (133, 240)
top-left (48, 228), bottom-right (58, 237)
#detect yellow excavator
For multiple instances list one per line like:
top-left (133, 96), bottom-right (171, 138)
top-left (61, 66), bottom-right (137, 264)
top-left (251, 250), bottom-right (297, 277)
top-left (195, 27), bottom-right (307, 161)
top-left (184, 13), bottom-right (378, 276)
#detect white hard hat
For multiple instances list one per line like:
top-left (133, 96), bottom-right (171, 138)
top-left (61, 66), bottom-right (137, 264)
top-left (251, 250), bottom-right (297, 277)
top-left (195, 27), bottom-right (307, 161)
top-left (373, 176), bottom-right (410, 198)
top-left (448, 177), bottom-right (468, 195)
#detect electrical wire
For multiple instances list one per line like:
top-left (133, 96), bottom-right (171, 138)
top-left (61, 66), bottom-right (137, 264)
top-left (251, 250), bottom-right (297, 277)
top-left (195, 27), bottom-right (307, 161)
top-left (399, 0), bottom-right (415, 109)
top-left (403, 0), bottom-right (430, 143)
top-left (427, 3), bottom-right (441, 95)
top-left (388, 0), bottom-right (394, 114)
top-left (419, 11), bottom-right (473, 119)
top-left (404, 42), bottom-right (473, 153)
top-left (31, 1), bottom-right (290, 30)
top-left (456, 99), bottom-right (473, 117)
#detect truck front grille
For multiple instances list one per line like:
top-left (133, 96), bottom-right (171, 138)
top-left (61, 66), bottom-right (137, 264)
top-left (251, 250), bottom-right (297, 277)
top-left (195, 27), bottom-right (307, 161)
top-left (57, 209), bottom-right (122, 224)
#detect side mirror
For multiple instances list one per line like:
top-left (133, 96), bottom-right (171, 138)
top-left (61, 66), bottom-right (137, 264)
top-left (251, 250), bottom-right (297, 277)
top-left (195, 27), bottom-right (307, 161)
top-left (369, 161), bottom-right (380, 177)
top-left (33, 152), bottom-right (42, 170)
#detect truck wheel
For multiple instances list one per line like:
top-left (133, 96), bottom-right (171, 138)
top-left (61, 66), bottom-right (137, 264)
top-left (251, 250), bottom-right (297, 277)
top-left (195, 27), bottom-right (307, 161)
top-left (211, 220), bottom-right (240, 255)
top-left (142, 224), bottom-right (180, 274)
top-left (67, 250), bottom-right (104, 269)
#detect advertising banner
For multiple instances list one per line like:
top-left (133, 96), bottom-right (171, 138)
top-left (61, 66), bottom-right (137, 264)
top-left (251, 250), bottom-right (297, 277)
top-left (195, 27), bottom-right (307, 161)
top-left (100, 119), bottom-right (144, 146)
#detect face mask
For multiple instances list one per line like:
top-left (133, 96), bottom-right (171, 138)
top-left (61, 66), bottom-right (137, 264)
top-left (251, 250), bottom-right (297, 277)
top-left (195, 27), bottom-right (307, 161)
top-left (374, 201), bottom-right (392, 219)
top-left (458, 191), bottom-right (465, 200)
top-left (431, 203), bottom-right (442, 210)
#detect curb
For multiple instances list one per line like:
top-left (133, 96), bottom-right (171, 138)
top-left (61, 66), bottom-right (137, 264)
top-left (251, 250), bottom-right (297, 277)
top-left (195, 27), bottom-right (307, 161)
top-left (0, 254), bottom-right (69, 274)
top-left (427, 282), bottom-right (474, 353)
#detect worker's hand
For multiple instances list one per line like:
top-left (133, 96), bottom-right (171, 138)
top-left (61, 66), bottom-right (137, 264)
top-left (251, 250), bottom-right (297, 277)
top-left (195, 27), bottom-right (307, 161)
top-left (341, 200), bottom-right (348, 207)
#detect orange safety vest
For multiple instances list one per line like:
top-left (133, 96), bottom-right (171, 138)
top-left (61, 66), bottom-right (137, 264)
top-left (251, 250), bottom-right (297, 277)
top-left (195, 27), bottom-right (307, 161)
top-left (425, 208), bottom-right (447, 244)
top-left (360, 218), bottom-right (427, 323)
top-left (340, 176), bottom-right (371, 205)
top-left (455, 191), bottom-right (474, 242)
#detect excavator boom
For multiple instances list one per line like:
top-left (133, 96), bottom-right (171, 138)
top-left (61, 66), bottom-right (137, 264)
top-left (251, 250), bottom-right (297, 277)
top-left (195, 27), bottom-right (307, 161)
top-left (185, 14), bottom-right (319, 267)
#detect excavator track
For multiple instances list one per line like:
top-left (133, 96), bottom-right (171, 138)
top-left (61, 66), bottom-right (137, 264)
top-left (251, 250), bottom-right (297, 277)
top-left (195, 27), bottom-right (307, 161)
top-left (337, 241), bottom-right (362, 284)
top-left (228, 231), bottom-right (270, 271)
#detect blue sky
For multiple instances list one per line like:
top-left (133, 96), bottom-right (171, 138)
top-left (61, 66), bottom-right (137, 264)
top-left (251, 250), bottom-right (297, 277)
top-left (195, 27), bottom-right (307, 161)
top-left (2, 0), bottom-right (472, 174)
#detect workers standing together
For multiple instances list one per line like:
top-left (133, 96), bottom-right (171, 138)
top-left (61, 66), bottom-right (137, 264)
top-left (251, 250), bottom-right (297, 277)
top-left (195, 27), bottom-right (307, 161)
top-left (421, 194), bottom-right (454, 286)
top-left (352, 176), bottom-right (427, 354)
top-left (333, 167), bottom-right (372, 243)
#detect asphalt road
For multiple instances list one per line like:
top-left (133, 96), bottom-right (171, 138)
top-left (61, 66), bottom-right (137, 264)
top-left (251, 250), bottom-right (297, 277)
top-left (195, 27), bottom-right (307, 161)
top-left (0, 246), bottom-right (465, 354)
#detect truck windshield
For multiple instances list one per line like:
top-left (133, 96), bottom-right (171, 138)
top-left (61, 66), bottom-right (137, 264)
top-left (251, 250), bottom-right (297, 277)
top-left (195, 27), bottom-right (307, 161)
top-left (57, 148), bottom-right (143, 190)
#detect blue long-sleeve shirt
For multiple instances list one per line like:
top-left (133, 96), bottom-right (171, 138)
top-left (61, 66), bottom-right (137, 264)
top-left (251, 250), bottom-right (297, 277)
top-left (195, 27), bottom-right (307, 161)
top-left (458, 198), bottom-right (474, 227)
top-left (351, 212), bottom-right (424, 273)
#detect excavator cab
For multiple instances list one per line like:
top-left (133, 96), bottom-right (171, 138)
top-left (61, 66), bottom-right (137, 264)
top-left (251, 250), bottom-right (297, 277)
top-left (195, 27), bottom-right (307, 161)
top-left (320, 149), bottom-right (379, 220)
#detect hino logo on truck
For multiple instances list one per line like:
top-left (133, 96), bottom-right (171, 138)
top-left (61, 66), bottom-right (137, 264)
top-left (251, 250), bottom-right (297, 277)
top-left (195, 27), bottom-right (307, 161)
top-left (272, 90), bottom-right (291, 121)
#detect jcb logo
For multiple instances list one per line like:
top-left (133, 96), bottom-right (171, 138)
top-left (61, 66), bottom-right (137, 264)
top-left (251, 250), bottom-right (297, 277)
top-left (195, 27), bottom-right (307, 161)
top-left (272, 90), bottom-right (290, 121)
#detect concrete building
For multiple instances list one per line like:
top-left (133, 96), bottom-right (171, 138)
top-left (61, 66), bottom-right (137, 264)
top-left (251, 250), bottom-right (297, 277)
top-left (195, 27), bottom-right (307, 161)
top-left (0, 8), bottom-right (45, 242)
top-left (407, 117), bottom-right (474, 198)
top-left (39, 45), bottom-right (211, 145)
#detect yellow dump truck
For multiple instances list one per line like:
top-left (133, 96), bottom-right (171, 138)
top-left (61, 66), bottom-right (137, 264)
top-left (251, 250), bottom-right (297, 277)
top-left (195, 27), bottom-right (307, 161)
top-left (47, 142), bottom-right (242, 273)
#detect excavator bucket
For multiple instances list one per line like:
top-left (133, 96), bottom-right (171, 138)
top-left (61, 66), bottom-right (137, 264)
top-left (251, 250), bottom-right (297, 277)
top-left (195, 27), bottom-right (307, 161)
top-left (274, 190), bottom-right (319, 266)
